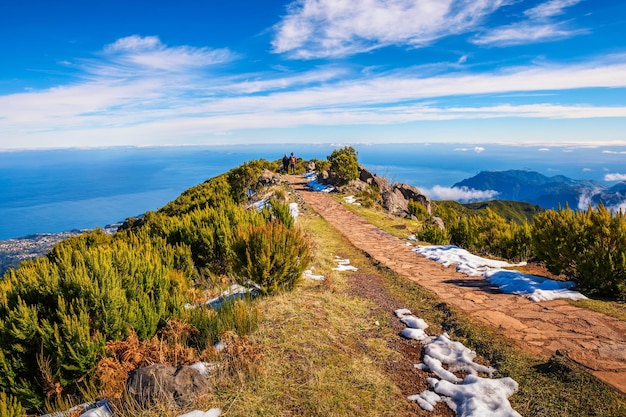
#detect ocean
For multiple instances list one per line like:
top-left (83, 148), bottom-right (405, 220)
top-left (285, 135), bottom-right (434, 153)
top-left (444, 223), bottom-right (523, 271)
top-left (2, 143), bottom-right (625, 240)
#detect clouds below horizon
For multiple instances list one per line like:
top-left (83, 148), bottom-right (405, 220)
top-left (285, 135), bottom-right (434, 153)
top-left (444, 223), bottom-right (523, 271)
top-left (605, 173), bottom-right (626, 181)
top-left (429, 186), bottom-right (499, 202)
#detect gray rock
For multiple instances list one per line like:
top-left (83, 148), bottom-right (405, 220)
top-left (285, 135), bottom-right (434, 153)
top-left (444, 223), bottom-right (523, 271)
top-left (429, 216), bottom-right (445, 231)
top-left (306, 161), bottom-right (316, 172)
top-left (126, 364), bottom-right (209, 408)
top-left (395, 183), bottom-right (432, 215)
top-left (258, 169), bottom-right (281, 186)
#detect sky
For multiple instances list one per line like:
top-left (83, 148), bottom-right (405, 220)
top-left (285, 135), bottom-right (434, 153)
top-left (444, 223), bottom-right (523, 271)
top-left (1, 0), bottom-right (626, 150)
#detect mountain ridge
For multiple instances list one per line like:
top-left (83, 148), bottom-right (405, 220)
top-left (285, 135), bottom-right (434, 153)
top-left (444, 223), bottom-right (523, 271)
top-left (453, 169), bottom-right (625, 210)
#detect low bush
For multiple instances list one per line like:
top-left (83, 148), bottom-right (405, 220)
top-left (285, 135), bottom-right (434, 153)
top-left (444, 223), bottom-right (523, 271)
top-left (532, 204), bottom-right (626, 298)
top-left (232, 221), bottom-right (311, 295)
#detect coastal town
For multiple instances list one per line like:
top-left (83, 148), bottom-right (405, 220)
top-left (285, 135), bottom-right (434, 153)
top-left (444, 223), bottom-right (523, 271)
top-left (0, 224), bottom-right (121, 276)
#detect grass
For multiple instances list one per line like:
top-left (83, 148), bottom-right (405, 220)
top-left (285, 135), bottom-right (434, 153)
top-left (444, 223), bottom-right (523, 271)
top-left (200, 214), bottom-right (413, 416)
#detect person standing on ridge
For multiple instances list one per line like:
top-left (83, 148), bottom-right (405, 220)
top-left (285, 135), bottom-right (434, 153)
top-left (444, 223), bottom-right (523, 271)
top-left (282, 154), bottom-right (289, 173)
top-left (289, 152), bottom-right (296, 174)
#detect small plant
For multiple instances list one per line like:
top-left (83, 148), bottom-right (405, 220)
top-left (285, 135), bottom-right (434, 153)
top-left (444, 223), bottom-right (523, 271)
top-left (408, 199), bottom-right (429, 220)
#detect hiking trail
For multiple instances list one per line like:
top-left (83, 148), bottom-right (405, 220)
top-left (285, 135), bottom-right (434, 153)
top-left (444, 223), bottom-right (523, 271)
top-left (287, 176), bottom-right (626, 394)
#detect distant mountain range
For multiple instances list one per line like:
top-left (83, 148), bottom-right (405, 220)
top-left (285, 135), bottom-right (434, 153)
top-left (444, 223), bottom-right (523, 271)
top-left (453, 170), bottom-right (626, 210)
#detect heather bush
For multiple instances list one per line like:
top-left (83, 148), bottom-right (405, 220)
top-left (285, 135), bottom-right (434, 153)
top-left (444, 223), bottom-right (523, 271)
top-left (0, 233), bottom-right (192, 409)
top-left (327, 146), bottom-right (359, 185)
top-left (532, 204), bottom-right (626, 297)
top-left (232, 221), bottom-right (311, 295)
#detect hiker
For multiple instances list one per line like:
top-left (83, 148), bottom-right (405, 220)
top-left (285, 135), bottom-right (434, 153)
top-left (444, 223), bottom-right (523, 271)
top-left (289, 152), bottom-right (296, 174)
top-left (282, 154), bottom-right (289, 173)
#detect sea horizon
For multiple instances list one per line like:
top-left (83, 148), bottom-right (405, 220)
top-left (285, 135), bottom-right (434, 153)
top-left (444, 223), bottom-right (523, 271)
top-left (2, 142), bottom-right (625, 240)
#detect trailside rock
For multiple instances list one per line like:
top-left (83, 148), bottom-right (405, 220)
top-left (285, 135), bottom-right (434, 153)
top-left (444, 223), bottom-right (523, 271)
top-left (396, 183), bottom-right (432, 215)
top-left (126, 364), bottom-right (209, 408)
top-left (258, 169), bottom-right (281, 186)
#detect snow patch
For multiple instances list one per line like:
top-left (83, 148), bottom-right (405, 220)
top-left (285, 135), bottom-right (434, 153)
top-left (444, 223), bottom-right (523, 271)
top-left (413, 245), bottom-right (586, 301)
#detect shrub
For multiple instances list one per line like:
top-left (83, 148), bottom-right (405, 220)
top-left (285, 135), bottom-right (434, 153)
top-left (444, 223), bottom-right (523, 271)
top-left (327, 146), bottom-right (359, 185)
top-left (0, 235), bottom-right (192, 409)
top-left (408, 199), bottom-right (429, 220)
top-left (232, 221), bottom-right (311, 295)
top-left (532, 204), bottom-right (626, 297)
top-left (416, 220), bottom-right (450, 245)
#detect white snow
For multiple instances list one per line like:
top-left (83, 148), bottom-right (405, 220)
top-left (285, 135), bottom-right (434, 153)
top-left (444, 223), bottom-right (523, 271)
top-left (189, 361), bottom-right (217, 378)
top-left (413, 245), bottom-right (587, 301)
top-left (289, 202), bottom-right (299, 219)
top-left (343, 195), bottom-right (360, 205)
top-left (332, 257), bottom-right (358, 272)
top-left (303, 269), bottom-right (325, 280)
top-left (397, 308), bottom-right (522, 417)
top-left (304, 174), bottom-right (334, 192)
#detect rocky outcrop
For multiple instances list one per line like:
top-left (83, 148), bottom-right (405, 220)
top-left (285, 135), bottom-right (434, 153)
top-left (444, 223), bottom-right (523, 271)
top-left (258, 169), bottom-right (282, 186)
top-left (316, 165), bottom-right (431, 218)
top-left (126, 364), bottom-right (209, 408)
top-left (358, 166), bottom-right (432, 217)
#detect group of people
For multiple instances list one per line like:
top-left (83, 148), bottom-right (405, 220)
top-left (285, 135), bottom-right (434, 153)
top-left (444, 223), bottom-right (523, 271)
top-left (282, 152), bottom-right (297, 174)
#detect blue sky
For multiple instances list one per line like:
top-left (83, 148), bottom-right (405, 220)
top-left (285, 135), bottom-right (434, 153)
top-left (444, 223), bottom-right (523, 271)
top-left (1, 0), bottom-right (625, 149)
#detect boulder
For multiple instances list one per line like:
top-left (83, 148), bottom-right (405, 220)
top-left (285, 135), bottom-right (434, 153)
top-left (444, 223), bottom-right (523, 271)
top-left (395, 183), bottom-right (432, 215)
top-left (429, 216), bottom-right (445, 231)
top-left (126, 364), bottom-right (209, 408)
top-left (382, 188), bottom-right (409, 216)
top-left (258, 169), bottom-right (281, 186)
top-left (306, 160), bottom-right (316, 172)
top-left (358, 165), bottom-right (376, 184)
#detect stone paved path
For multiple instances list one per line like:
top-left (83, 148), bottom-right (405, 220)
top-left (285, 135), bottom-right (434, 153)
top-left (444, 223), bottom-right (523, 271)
top-left (288, 176), bottom-right (626, 394)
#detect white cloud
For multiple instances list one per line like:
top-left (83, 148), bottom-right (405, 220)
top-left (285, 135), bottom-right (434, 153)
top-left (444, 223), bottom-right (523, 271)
top-left (98, 35), bottom-right (236, 73)
top-left (429, 186), bottom-right (499, 202)
top-left (603, 150), bottom-right (626, 154)
top-left (538, 148), bottom-right (550, 151)
top-left (2, 35), bottom-right (626, 149)
top-left (582, 167), bottom-right (592, 172)
top-left (473, 23), bottom-right (588, 46)
top-left (474, 146), bottom-right (485, 153)
top-left (524, 0), bottom-right (582, 20)
top-left (272, 0), bottom-right (508, 58)
top-left (605, 173), bottom-right (626, 181)
top-left (473, 0), bottom-right (586, 46)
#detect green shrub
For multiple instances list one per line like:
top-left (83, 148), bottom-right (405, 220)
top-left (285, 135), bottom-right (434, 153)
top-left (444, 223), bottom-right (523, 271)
top-left (327, 146), bottom-right (359, 185)
top-left (408, 199), bottom-right (429, 220)
top-left (416, 221), bottom-right (450, 245)
top-left (0, 234), bottom-right (192, 409)
top-left (232, 221), bottom-right (311, 295)
top-left (268, 199), bottom-right (295, 229)
top-left (532, 204), bottom-right (626, 297)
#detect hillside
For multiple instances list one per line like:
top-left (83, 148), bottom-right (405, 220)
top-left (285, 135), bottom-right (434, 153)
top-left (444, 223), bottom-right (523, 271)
top-left (452, 170), bottom-right (617, 210)
top-left (433, 200), bottom-right (543, 223)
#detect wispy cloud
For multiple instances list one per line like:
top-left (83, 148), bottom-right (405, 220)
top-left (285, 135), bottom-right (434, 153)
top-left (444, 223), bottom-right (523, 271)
top-left (473, 0), bottom-right (586, 46)
top-left (429, 185), bottom-right (499, 202)
top-left (2, 35), bottom-right (626, 149)
top-left (524, 0), bottom-right (582, 20)
top-left (453, 147), bottom-right (485, 152)
top-left (605, 173), bottom-right (626, 181)
top-left (272, 0), bottom-right (508, 59)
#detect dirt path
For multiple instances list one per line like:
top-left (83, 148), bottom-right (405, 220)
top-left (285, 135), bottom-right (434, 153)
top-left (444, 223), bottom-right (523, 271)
top-left (287, 176), bottom-right (626, 394)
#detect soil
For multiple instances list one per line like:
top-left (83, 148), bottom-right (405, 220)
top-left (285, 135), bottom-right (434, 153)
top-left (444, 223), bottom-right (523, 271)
top-left (287, 175), bottom-right (626, 396)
